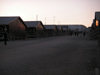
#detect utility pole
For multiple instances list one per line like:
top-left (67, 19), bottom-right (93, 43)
top-left (36, 15), bottom-right (38, 21)
top-left (57, 21), bottom-right (61, 25)
top-left (45, 17), bottom-right (46, 25)
top-left (53, 16), bottom-right (55, 24)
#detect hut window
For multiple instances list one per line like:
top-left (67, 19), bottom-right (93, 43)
top-left (96, 20), bottom-right (99, 27)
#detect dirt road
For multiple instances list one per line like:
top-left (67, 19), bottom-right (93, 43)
top-left (0, 36), bottom-right (99, 75)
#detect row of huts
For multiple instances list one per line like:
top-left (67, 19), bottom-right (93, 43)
top-left (0, 16), bottom-right (86, 40)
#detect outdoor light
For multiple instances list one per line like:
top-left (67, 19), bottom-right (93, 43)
top-left (96, 20), bottom-right (99, 27)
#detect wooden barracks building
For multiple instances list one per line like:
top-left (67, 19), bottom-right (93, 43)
top-left (24, 21), bottom-right (45, 38)
top-left (0, 16), bottom-right (27, 40)
top-left (0, 16), bottom-right (87, 41)
top-left (44, 25), bottom-right (58, 36)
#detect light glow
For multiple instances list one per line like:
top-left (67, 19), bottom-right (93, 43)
top-left (96, 20), bottom-right (99, 27)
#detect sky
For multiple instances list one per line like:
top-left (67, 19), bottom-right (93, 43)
top-left (0, 0), bottom-right (100, 27)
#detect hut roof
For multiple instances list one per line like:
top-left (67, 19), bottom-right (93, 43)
top-left (68, 25), bottom-right (86, 31)
top-left (24, 21), bottom-right (43, 28)
top-left (57, 25), bottom-right (86, 31)
top-left (44, 25), bottom-right (57, 29)
top-left (0, 16), bottom-right (20, 25)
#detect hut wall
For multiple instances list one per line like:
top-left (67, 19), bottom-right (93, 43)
top-left (8, 19), bottom-right (26, 40)
top-left (36, 23), bottom-right (45, 37)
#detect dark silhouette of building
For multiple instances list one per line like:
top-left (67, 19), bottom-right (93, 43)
top-left (58, 25), bottom-right (86, 35)
top-left (44, 25), bottom-right (57, 36)
top-left (56, 25), bottom-right (63, 35)
top-left (61, 25), bottom-right (68, 32)
top-left (24, 21), bottom-right (45, 38)
top-left (67, 25), bottom-right (86, 32)
top-left (69, 25), bottom-right (86, 35)
top-left (90, 12), bottom-right (100, 40)
top-left (0, 16), bottom-right (27, 40)
top-left (92, 12), bottom-right (100, 29)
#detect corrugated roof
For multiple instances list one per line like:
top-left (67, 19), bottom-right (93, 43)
top-left (0, 16), bottom-right (19, 25)
top-left (68, 25), bottom-right (86, 31)
top-left (56, 25), bottom-right (86, 31)
top-left (44, 25), bottom-right (56, 29)
top-left (24, 21), bottom-right (42, 28)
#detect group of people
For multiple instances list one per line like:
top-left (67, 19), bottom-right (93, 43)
top-left (70, 31), bottom-right (86, 37)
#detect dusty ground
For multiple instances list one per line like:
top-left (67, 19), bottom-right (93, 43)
top-left (0, 35), bottom-right (99, 75)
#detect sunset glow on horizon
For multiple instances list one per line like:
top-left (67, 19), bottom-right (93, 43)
top-left (0, 0), bottom-right (100, 27)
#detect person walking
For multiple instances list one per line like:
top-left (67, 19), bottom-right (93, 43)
top-left (4, 32), bottom-right (7, 45)
top-left (83, 32), bottom-right (86, 37)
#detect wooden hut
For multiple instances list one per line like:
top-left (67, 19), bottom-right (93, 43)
top-left (44, 25), bottom-right (57, 36)
top-left (56, 25), bottom-right (63, 35)
top-left (24, 21), bottom-right (45, 38)
top-left (0, 16), bottom-right (26, 40)
top-left (61, 25), bottom-right (68, 32)
top-left (56, 25), bottom-right (63, 32)
top-left (67, 25), bottom-right (86, 32)
top-left (67, 25), bottom-right (86, 35)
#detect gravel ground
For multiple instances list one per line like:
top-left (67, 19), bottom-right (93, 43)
top-left (0, 36), bottom-right (99, 75)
